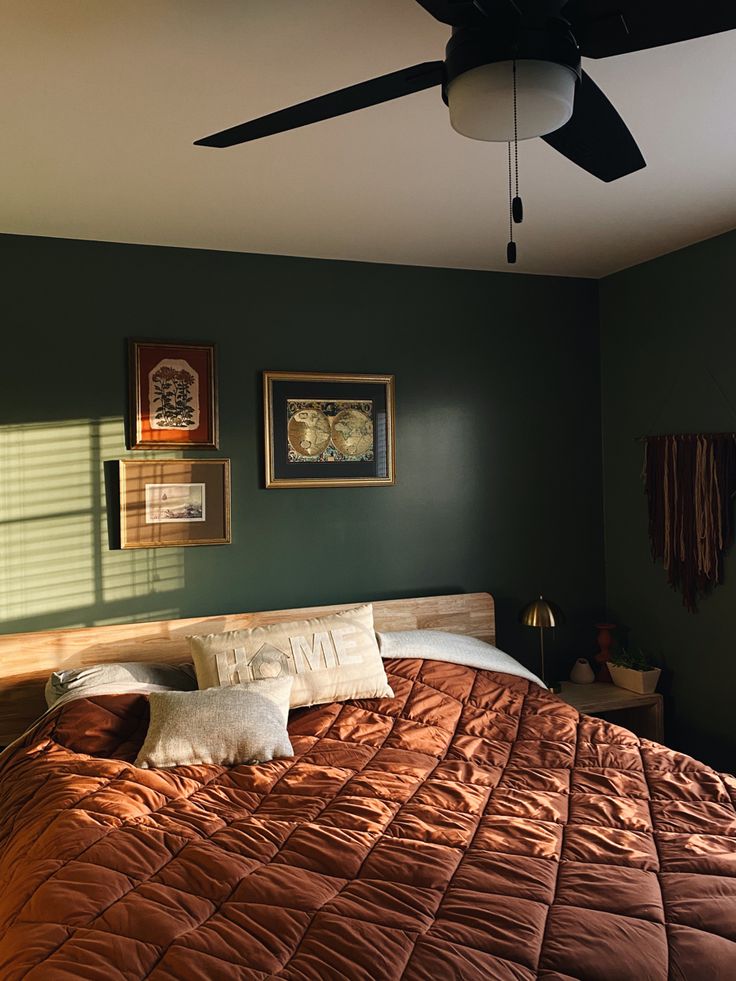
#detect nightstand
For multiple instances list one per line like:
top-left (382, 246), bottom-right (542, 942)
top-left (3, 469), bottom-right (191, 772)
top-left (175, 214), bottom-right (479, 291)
top-left (559, 681), bottom-right (664, 743)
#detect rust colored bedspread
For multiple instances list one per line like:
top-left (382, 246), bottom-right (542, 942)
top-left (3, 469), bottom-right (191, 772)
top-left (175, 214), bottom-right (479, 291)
top-left (0, 659), bottom-right (734, 980)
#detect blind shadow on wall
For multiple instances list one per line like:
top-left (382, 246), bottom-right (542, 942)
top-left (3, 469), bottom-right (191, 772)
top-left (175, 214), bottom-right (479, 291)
top-left (0, 417), bottom-right (184, 633)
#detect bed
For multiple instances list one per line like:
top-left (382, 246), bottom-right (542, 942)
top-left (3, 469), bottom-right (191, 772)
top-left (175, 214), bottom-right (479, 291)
top-left (0, 593), bottom-right (734, 979)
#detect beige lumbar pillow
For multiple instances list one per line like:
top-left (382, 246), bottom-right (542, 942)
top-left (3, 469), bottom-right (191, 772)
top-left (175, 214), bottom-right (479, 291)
top-left (135, 677), bottom-right (293, 769)
top-left (188, 604), bottom-right (393, 709)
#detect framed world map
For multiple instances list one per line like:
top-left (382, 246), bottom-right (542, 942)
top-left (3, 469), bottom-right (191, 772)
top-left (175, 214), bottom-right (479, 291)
top-left (263, 372), bottom-right (395, 488)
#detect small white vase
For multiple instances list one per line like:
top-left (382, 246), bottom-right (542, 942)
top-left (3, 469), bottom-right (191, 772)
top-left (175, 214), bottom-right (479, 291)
top-left (570, 658), bottom-right (595, 684)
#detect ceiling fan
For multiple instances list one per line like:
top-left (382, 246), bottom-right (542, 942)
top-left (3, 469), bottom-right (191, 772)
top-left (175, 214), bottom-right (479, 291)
top-left (194, 0), bottom-right (735, 182)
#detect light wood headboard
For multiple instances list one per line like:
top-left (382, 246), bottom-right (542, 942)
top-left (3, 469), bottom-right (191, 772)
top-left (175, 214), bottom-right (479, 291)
top-left (0, 592), bottom-right (495, 745)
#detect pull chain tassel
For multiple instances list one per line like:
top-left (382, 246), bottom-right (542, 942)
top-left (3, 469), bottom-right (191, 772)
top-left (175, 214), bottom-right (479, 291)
top-left (507, 140), bottom-right (515, 264)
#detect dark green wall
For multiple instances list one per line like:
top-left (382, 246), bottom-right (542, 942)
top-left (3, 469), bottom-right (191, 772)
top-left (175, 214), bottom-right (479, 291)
top-left (6, 229), bottom-right (732, 768)
top-left (0, 234), bottom-right (604, 680)
top-left (600, 229), bottom-right (736, 772)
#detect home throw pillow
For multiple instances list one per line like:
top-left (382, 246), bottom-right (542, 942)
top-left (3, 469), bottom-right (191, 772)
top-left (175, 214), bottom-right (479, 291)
top-left (188, 604), bottom-right (393, 709)
top-left (134, 677), bottom-right (293, 769)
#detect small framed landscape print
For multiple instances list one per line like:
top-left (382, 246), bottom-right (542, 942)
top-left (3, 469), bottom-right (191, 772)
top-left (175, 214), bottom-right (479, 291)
top-left (145, 483), bottom-right (206, 524)
top-left (128, 340), bottom-right (218, 449)
top-left (119, 459), bottom-right (231, 548)
top-left (263, 371), bottom-right (395, 488)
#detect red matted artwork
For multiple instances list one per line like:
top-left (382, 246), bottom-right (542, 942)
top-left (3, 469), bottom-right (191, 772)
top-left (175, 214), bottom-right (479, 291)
top-left (128, 340), bottom-right (218, 449)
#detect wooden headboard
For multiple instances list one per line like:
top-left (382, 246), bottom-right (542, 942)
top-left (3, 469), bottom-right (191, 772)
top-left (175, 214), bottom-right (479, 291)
top-left (0, 592), bottom-right (495, 745)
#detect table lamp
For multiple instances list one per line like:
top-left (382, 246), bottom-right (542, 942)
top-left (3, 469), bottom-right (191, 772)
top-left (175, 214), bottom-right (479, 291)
top-left (520, 595), bottom-right (558, 687)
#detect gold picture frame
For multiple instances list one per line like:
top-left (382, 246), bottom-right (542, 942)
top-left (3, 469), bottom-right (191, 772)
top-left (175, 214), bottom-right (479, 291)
top-left (119, 459), bottom-right (231, 548)
top-left (263, 371), bottom-right (396, 489)
top-left (128, 339), bottom-right (219, 450)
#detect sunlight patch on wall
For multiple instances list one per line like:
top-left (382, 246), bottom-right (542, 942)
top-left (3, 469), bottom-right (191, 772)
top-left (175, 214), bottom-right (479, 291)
top-left (0, 418), bottom-right (185, 625)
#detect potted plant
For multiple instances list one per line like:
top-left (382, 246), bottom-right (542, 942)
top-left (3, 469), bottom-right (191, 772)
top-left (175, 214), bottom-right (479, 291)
top-left (608, 648), bottom-right (661, 695)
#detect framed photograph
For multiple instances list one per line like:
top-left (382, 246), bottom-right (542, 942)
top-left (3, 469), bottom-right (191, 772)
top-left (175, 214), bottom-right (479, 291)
top-left (119, 459), bottom-right (231, 548)
top-left (263, 371), bottom-right (395, 488)
top-left (128, 340), bottom-right (218, 449)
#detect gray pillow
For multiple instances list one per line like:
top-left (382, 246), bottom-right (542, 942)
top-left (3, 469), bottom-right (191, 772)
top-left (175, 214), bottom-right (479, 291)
top-left (134, 678), bottom-right (294, 769)
top-left (45, 661), bottom-right (197, 707)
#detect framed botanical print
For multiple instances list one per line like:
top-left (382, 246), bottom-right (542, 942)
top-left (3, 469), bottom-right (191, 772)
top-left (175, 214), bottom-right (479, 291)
top-left (119, 459), bottom-right (231, 548)
top-left (263, 371), bottom-right (395, 488)
top-left (128, 340), bottom-right (218, 449)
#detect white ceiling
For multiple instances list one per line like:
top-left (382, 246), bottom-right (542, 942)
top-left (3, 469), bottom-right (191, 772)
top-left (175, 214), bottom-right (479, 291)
top-left (1, 0), bottom-right (735, 278)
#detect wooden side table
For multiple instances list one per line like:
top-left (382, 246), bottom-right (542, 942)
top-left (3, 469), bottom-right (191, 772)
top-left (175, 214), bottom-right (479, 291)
top-left (559, 681), bottom-right (664, 743)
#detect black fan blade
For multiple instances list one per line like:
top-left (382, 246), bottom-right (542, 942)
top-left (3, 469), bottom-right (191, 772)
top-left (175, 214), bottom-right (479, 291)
top-left (413, 0), bottom-right (487, 26)
top-left (542, 70), bottom-right (645, 182)
top-left (564, 0), bottom-right (736, 58)
top-left (195, 62), bottom-right (445, 148)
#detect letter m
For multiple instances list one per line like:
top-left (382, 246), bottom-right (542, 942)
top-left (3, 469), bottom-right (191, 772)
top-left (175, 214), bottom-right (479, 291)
top-left (289, 632), bottom-right (335, 671)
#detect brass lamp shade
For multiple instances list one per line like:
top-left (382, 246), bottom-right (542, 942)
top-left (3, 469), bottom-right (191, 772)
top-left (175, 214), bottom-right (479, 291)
top-left (520, 596), bottom-right (557, 629)
top-left (520, 595), bottom-right (559, 687)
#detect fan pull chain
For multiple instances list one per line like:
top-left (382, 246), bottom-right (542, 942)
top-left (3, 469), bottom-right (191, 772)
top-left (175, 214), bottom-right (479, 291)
top-left (512, 60), bottom-right (523, 224)
top-left (507, 59), bottom-right (523, 265)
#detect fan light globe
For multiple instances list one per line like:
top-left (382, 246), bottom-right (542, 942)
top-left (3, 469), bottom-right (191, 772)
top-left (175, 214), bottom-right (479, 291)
top-left (447, 59), bottom-right (576, 142)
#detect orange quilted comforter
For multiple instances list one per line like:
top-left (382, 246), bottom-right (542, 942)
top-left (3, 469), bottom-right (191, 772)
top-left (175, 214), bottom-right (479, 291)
top-left (1, 658), bottom-right (735, 980)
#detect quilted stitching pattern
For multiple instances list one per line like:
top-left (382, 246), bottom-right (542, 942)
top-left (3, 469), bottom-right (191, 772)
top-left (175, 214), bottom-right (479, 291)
top-left (0, 658), bottom-right (734, 980)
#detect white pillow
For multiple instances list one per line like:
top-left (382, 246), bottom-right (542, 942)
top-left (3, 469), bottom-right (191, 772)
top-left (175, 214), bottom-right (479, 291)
top-left (377, 630), bottom-right (546, 689)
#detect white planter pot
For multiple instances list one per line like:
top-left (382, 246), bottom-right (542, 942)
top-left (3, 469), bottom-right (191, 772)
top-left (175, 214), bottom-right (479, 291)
top-left (609, 663), bottom-right (661, 695)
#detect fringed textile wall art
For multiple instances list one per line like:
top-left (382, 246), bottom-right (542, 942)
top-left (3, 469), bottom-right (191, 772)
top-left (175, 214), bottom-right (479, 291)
top-left (643, 434), bottom-right (736, 611)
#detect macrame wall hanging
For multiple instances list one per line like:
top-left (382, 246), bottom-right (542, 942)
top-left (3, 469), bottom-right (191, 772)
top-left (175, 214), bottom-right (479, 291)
top-left (642, 434), bottom-right (736, 611)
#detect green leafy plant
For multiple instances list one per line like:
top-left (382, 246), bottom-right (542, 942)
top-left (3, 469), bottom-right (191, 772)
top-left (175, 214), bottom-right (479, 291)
top-left (611, 648), bottom-right (656, 671)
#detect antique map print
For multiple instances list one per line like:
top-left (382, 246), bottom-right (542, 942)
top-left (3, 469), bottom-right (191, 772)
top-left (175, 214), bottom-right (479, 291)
top-left (287, 399), bottom-right (374, 463)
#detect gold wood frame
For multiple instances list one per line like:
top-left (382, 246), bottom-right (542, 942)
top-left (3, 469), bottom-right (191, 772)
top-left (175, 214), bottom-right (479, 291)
top-left (0, 593), bottom-right (494, 746)
top-left (263, 371), bottom-right (396, 489)
top-left (119, 458), bottom-right (231, 549)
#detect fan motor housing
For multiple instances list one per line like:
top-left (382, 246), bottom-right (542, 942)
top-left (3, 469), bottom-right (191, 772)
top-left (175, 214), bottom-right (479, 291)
top-left (442, 21), bottom-right (581, 100)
